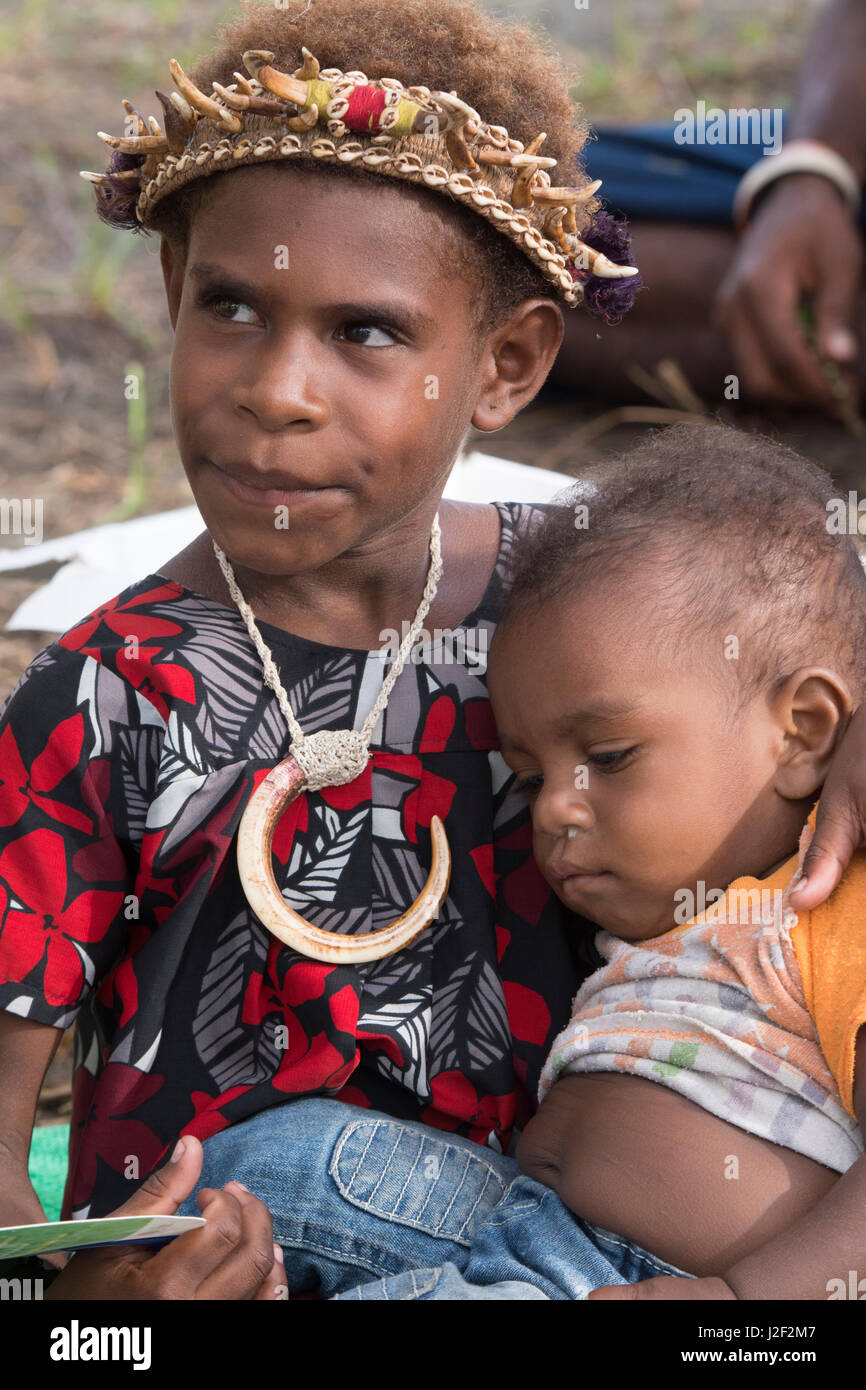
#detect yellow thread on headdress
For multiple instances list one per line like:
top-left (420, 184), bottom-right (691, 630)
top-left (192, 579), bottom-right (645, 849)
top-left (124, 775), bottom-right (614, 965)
top-left (389, 99), bottom-right (424, 137)
top-left (306, 78), bottom-right (334, 113)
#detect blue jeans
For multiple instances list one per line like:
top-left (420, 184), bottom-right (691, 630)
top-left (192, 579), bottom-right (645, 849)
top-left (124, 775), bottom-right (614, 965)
top-left (589, 114), bottom-right (866, 228)
top-left (177, 1098), bottom-right (694, 1300)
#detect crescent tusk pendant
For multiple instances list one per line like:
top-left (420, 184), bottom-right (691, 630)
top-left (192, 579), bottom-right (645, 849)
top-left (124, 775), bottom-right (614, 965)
top-left (237, 755), bottom-right (451, 963)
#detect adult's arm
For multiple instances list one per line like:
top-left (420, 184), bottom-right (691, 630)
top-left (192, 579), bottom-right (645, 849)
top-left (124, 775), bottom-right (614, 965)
top-left (715, 0), bottom-right (866, 408)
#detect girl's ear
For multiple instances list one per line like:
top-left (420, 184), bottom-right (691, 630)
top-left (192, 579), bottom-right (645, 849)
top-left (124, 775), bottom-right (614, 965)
top-left (160, 237), bottom-right (184, 332)
top-left (772, 667), bottom-right (854, 800)
top-left (471, 298), bottom-right (564, 433)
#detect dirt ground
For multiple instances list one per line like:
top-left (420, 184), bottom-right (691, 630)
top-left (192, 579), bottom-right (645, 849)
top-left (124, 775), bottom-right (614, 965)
top-left (1, 0), bottom-right (863, 1121)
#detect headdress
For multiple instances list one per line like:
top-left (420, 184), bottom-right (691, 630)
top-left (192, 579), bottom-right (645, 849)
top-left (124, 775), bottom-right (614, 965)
top-left (81, 45), bottom-right (641, 319)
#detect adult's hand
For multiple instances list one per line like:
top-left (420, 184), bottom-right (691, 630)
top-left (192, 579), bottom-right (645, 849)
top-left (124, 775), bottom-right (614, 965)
top-left (715, 172), bottom-right (862, 409)
top-left (45, 1136), bottom-right (287, 1301)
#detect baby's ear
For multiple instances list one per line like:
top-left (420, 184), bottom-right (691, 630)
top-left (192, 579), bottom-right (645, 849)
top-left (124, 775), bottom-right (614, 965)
top-left (772, 667), bottom-right (853, 800)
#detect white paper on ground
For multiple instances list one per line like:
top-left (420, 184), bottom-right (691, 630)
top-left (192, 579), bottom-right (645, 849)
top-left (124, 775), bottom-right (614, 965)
top-left (0, 452), bottom-right (580, 634)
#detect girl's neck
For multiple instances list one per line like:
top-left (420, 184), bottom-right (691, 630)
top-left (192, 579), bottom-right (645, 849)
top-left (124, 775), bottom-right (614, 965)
top-left (159, 499), bottom-right (501, 650)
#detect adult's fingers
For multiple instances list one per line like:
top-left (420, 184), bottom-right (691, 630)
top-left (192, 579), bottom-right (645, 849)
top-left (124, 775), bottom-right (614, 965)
top-left (723, 309), bottom-right (801, 404)
top-left (738, 272), bottom-right (837, 405)
top-left (813, 223), bottom-right (863, 366)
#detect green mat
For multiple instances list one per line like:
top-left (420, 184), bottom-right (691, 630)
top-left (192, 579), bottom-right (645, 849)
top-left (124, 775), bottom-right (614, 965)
top-left (28, 1124), bottom-right (70, 1222)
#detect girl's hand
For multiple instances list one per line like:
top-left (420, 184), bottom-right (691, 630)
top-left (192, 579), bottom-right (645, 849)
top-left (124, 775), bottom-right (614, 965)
top-left (588, 1275), bottom-right (736, 1301)
top-left (45, 1137), bottom-right (287, 1301)
top-left (789, 702), bottom-right (866, 911)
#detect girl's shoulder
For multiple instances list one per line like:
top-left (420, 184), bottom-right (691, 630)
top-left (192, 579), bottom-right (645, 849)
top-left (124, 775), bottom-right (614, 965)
top-left (2, 573), bottom-right (209, 731)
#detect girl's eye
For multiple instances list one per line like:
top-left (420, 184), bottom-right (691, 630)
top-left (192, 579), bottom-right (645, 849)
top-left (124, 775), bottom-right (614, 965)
top-left (587, 747), bottom-right (637, 772)
top-left (337, 322), bottom-right (400, 347)
top-left (200, 293), bottom-right (260, 325)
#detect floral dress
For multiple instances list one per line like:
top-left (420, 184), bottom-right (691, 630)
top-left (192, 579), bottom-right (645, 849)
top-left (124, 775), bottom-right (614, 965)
top-left (0, 501), bottom-right (591, 1218)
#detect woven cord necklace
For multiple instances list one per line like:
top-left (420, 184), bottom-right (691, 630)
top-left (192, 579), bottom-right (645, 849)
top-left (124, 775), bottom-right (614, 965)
top-left (212, 512), bottom-right (451, 964)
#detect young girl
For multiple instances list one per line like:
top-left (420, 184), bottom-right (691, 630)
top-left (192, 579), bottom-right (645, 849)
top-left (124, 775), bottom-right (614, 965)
top-left (0, 0), bottom-right (640, 1295)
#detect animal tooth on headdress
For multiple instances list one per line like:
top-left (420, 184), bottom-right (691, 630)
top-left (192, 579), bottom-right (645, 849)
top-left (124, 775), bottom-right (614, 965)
top-left (80, 168), bottom-right (141, 185)
top-left (530, 180), bottom-right (602, 243)
top-left (88, 43), bottom-right (640, 309)
top-left (430, 92), bottom-right (482, 173)
top-left (154, 89), bottom-right (195, 153)
top-left (293, 46), bottom-right (320, 82)
top-left (242, 49), bottom-right (309, 107)
top-left (567, 238), bottom-right (639, 278)
top-left (509, 134), bottom-right (557, 208)
top-left (169, 57), bottom-right (243, 131)
top-left (476, 145), bottom-right (517, 167)
top-left (169, 91), bottom-right (196, 122)
top-left (120, 100), bottom-right (148, 136)
top-left (98, 128), bottom-right (169, 155)
top-left (211, 79), bottom-right (288, 115)
top-left (287, 103), bottom-right (319, 131)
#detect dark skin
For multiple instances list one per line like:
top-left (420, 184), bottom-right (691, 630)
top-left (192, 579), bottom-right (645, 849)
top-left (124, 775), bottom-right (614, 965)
top-left (0, 161), bottom-right (564, 1296)
top-left (488, 572), bottom-right (866, 1299)
top-left (156, 162), bottom-right (562, 644)
top-left (553, 0), bottom-right (866, 411)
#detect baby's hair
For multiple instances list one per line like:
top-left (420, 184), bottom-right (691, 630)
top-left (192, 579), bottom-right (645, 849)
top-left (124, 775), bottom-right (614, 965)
top-left (137, 0), bottom-right (612, 333)
top-left (499, 420), bottom-right (866, 705)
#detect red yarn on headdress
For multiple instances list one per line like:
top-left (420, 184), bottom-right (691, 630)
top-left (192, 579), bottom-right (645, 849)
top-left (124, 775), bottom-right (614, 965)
top-left (343, 84), bottom-right (389, 133)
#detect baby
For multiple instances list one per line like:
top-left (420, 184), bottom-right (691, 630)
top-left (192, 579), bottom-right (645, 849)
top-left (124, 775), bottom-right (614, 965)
top-left (182, 419), bottom-right (866, 1300)
top-left (497, 420), bottom-right (866, 1301)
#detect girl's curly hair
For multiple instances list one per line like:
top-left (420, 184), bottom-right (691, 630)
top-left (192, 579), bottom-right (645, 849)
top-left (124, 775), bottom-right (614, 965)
top-left (108, 0), bottom-right (636, 331)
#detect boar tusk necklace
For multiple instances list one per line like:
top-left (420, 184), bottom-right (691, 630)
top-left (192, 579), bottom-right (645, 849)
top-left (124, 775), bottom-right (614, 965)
top-left (212, 514), bottom-right (451, 965)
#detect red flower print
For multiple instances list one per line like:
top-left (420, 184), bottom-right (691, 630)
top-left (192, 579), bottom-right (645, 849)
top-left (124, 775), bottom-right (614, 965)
top-left (0, 716), bottom-right (92, 832)
top-left (424, 1071), bottom-right (517, 1147)
top-left (68, 1062), bottom-right (165, 1210)
top-left (0, 829), bottom-right (123, 1006)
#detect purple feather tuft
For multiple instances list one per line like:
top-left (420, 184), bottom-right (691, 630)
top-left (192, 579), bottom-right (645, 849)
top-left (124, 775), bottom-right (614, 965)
top-left (90, 148), bottom-right (147, 232)
top-left (569, 208), bottom-right (644, 324)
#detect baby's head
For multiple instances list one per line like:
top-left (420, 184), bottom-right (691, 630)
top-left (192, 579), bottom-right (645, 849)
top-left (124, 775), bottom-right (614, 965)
top-left (488, 421), bottom-right (866, 941)
top-left (88, 0), bottom-right (639, 579)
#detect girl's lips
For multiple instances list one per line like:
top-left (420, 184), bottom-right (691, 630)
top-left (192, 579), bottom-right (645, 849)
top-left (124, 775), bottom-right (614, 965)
top-left (208, 460), bottom-right (343, 508)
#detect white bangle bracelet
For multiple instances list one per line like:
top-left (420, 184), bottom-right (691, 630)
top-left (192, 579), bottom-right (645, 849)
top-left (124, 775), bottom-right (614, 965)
top-left (732, 138), bottom-right (862, 230)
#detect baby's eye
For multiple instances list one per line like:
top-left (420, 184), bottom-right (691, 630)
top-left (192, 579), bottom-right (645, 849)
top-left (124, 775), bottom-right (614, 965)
top-left (517, 773), bottom-right (544, 795)
top-left (586, 747), bottom-right (637, 772)
top-left (337, 322), bottom-right (400, 347)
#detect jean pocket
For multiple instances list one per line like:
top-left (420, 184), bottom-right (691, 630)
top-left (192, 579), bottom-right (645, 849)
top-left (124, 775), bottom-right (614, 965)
top-left (330, 1118), bottom-right (511, 1245)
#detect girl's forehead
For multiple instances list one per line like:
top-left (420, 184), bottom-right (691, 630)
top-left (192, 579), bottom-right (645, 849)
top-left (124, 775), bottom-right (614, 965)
top-left (187, 165), bottom-right (467, 293)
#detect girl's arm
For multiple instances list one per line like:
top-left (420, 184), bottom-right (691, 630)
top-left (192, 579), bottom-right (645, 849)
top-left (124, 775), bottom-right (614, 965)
top-left (0, 1012), bottom-right (66, 1232)
top-left (590, 1026), bottom-right (866, 1300)
top-left (790, 703), bottom-right (866, 911)
top-left (720, 1024), bottom-right (866, 1300)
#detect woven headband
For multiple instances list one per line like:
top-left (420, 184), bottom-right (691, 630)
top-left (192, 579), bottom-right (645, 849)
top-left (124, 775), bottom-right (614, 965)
top-left (82, 45), bottom-right (641, 316)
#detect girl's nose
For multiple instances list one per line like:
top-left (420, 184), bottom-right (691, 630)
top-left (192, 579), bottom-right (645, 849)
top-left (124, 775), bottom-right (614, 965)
top-left (232, 337), bottom-right (330, 431)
